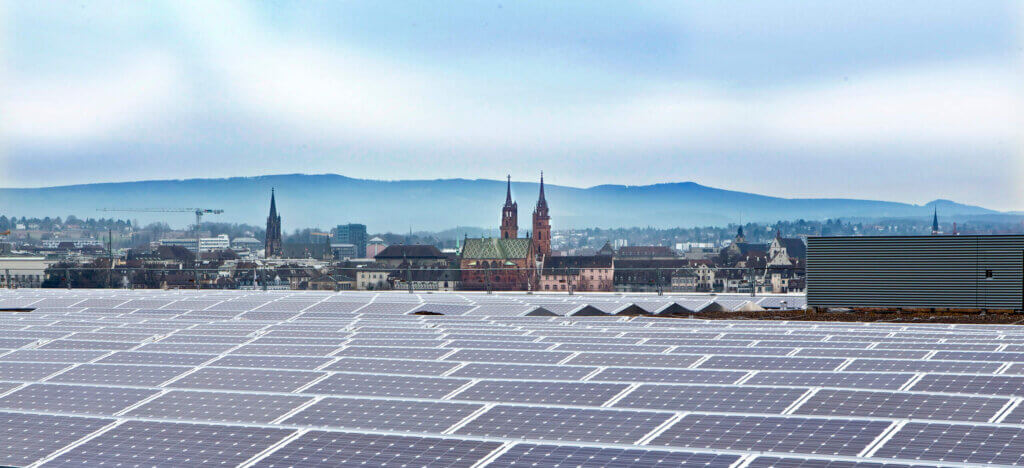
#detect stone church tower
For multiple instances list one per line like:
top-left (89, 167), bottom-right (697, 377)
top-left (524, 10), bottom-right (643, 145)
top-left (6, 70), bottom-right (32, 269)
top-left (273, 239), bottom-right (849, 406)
top-left (500, 175), bottom-right (518, 239)
top-left (532, 172), bottom-right (551, 258)
top-left (265, 189), bottom-right (283, 258)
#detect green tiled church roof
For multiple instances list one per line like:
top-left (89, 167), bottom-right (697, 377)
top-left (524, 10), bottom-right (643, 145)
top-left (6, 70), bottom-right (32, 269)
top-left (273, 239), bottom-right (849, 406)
top-left (461, 238), bottom-right (532, 260)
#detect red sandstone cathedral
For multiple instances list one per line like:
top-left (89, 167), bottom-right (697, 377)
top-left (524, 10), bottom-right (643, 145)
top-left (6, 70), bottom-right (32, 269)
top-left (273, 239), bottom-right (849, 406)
top-left (460, 174), bottom-right (550, 290)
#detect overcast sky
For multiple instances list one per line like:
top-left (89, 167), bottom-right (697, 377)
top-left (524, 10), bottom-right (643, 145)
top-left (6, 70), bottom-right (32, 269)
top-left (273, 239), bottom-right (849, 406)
top-left (1, 1), bottom-right (1022, 210)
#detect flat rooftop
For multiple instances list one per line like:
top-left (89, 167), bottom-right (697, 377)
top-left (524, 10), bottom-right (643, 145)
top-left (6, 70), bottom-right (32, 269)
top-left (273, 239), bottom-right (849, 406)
top-left (0, 289), bottom-right (1021, 467)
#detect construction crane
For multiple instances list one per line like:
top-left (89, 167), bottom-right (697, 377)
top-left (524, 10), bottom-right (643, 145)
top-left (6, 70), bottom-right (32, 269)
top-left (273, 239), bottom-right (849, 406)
top-left (98, 208), bottom-right (224, 289)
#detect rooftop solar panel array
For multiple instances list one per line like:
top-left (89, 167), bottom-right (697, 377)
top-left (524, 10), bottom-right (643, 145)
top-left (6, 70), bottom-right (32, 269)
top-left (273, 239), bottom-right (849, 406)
top-left (1, 288), bottom-right (1023, 466)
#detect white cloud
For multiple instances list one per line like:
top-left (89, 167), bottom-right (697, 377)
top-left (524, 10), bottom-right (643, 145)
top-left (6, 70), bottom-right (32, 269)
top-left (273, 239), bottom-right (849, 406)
top-left (1, 53), bottom-right (182, 143)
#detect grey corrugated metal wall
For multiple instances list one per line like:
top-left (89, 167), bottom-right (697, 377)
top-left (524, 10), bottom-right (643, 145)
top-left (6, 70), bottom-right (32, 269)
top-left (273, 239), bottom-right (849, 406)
top-left (807, 235), bottom-right (1024, 310)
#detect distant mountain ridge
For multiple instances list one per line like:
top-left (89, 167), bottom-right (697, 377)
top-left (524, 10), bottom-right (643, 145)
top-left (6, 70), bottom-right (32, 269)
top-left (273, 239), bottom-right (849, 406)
top-left (0, 174), bottom-right (1000, 232)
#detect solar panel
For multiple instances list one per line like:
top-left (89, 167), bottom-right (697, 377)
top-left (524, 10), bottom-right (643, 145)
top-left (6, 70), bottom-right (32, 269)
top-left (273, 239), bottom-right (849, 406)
top-left (207, 354), bottom-right (333, 370)
top-left (302, 372), bottom-right (470, 399)
top-left (450, 362), bottom-right (598, 381)
top-left (455, 405), bottom-right (674, 444)
top-left (48, 420), bottom-right (296, 466)
top-left (491, 443), bottom-right (742, 467)
top-left (0, 411), bottom-right (113, 467)
top-left (744, 371), bottom-right (915, 390)
top-left (455, 380), bottom-right (629, 406)
top-left (125, 390), bottom-right (314, 424)
top-left (0, 349), bottom-right (110, 363)
top-left (254, 431), bottom-right (502, 468)
top-left (794, 389), bottom-right (1010, 422)
top-left (97, 350), bottom-right (217, 366)
top-left (873, 422), bottom-right (1024, 465)
top-left (590, 367), bottom-right (746, 384)
top-left (568, 352), bottom-right (703, 368)
top-left (47, 363), bottom-right (190, 386)
top-left (169, 367), bottom-right (326, 392)
top-left (444, 348), bottom-right (572, 364)
top-left (844, 358), bottom-right (1002, 374)
top-left (283, 397), bottom-right (483, 432)
top-left (910, 374), bottom-right (1024, 397)
top-left (337, 346), bottom-right (452, 360)
top-left (0, 362), bottom-right (71, 380)
top-left (0, 383), bottom-right (159, 415)
top-left (747, 456), bottom-right (940, 467)
top-left (614, 384), bottom-right (808, 413)
top-left (649, 414), bottom-right (891, 456)
top-left (699, 356), bottom-right (845, 371)
top-left (325, 357), bottom-right (460, 376)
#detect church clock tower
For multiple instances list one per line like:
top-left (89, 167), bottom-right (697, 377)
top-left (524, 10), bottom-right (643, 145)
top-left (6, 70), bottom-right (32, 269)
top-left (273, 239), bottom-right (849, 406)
top-left (500, 175), bottom-right (518, 239)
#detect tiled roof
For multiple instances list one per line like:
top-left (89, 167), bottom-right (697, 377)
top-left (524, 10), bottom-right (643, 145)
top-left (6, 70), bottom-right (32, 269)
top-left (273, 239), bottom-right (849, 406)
top-left (461, 237), bottom-right (532, 260)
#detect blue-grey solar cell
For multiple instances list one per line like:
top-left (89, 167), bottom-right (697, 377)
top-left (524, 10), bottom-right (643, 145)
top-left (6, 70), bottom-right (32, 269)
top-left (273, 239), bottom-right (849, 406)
top-left (744, 371), bottom-right (914, 390)
top-left (554, 343), bottom-right (672, 353)
top-left (346, 338), bottom-right (445, 347)
top-left (255, 431), bottom-right (501, 468)
top-left (38, 340), bottom-right (137, 351)
top-left (699, 356), bottom-right (845, 371)
top-left (46, 420), bottom-right (296, 466)
top-left (0, 337), bottom-right (40, 348)
top-left (0, 362), bottom-right (71, 381)
top-left (97, 351), bottom-right (216, 366)
top-left (591, 367), bottom-right (746, 384)
top-left (537, 336), bottom-right (642, 345)
top-left (873, 422), bottom-right (1024, 465)
top-left (337, 346), bottom-right (452, 360)
top-left (169, 367), bottom-right (325, 392)
top-left (910, 374), bottom-right (1024, 397)
top-left (456, 405), bottom-right (674, 444)
top-left (794, 349), bottom-right (929, 359)
top-left (159, 334), bottom-right (252, 344)
top-left (229, 344), bottom-right (341, 356)
top-left (455, 380), bottom-right (629, 406)
top-left (0, 411), bottom-right (113, 467)
top-left (445, 348), bottom-right (572, 364)
top-left (65, 332), bottom-right (157, 342)
top-left (844, 359), bottom-right (1001, 374)
top-left (135, 342), bottom-right (239, 353)
top-left (325, 357), bottom-right (459, 376)
top-left (568, 352), bottom-right (702, 369)
top-left (283, 397), bottom-right (483, 433)
top-left (47, 363), bottom-right (191, 386)
top-left (932, 351), bottom-right (1024, 362)
top-left (0, 349), bottom-right (109, 363)
top-left (449, 362), bottom-right (596, 381)
top-left (446, 339), bottom-right (553, 350)
top-left (748, 456), bottom-right (943, 467)
top-left (614, 384), bottom-right (807, 413)
top-left (303, 372), bottom-right (469, 399)
top-left (649, 414), bottom-right (891, 456)
top-left (671, 346), bottom-right (794, 356)
top-left (209, 354), bottom-right (333, 370)
top-left (491, 443), bottom-right (741, 467)
top-left (794, 389), bottom-right (1009, 422)
top-left (0, 383), bottom-right (158, 415)
top-left (875, 342), bottom-right (999, 351)
top-left (265, 330), bottom-right (352, 339)
top-left (125, 390), bottom-right (313, 424)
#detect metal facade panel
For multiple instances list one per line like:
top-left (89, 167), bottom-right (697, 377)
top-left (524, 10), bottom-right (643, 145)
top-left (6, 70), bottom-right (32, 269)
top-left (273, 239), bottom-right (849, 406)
top-left (807, 235), bottom-right (1024, 309)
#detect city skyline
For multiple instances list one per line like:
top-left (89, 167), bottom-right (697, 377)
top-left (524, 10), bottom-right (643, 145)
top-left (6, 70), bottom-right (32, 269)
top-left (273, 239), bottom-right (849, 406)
top-left (2, 1), bottom-right (1022, 210)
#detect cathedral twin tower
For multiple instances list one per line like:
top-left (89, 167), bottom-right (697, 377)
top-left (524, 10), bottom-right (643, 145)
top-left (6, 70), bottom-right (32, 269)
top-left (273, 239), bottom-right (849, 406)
top-left (501, 173), bottom-right (551, 258)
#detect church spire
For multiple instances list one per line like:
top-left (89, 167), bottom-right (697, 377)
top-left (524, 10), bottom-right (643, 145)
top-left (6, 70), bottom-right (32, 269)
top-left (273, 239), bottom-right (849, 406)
top-left (535, 171), bottom-right (547, 211)
top-left (932, 207), bottom-right (939, 235)
top-left (269, 188), bottom-right (277, 218)
top-left (505, 175), bottom-right (513, 205)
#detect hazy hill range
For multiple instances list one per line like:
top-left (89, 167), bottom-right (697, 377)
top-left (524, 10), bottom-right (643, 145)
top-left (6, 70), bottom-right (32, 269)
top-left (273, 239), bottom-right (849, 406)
top-left (0, 174), bottom-right (1000, 232)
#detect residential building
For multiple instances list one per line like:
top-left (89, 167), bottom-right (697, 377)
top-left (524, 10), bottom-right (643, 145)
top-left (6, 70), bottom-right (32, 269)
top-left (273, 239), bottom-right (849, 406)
top-left (616, 245), bottom-right (676, 259)
top-left (539, 254), bottom-right (613, 292)
top-left (356, 268), bottom-right (390, 290)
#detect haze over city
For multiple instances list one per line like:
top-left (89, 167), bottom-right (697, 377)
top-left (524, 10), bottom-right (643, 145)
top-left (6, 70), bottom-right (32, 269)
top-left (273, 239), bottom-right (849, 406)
top-left (2, 1), bottom-right (1023, 210)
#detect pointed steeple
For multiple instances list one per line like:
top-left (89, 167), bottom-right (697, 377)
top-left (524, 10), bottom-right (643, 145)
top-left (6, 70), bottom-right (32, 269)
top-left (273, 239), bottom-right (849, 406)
top-left (269, 188), bottom-right (277, 217)
top-left (535, 171), bottom-right (548, 211)
top-left (505, 175), bottom-right (513, 205)
top-left (932, 207), bottom-right (939, 234)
